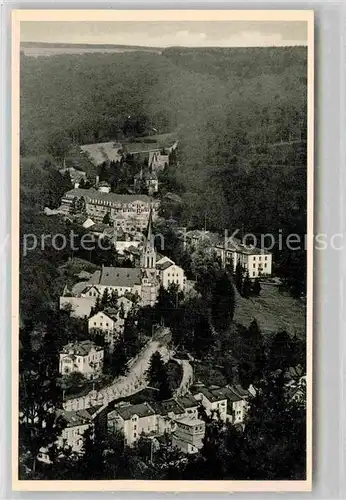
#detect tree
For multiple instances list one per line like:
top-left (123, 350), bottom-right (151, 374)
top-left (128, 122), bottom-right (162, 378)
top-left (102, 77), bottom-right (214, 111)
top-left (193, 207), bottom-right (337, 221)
top-left (237, 319), bottom-right (265, 387)
top-left (242, 272), bottom-right (252, 299)
top-left (146, 351), bottom-right (172, 400)
top-left (103, 212), bottom-right (111, 225)
top-left (235, 262), bottom-right (244, 293)
top-left (211, 271), bottom-right (235, 332)
top-left (19, 331), bottom-right (65, 476)
top-left (267, 330), bottom-right (295, 372)
top-left (101, 288), bottom-right (110, 308)
top-left (252, 278), bottom-right (261, 297)
top-left (242, 371), bottom-right (306, 480)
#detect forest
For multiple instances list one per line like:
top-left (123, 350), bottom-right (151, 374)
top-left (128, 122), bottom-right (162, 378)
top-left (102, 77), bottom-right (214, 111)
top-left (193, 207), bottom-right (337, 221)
top-left (20, 46), bottom-right (308, 315)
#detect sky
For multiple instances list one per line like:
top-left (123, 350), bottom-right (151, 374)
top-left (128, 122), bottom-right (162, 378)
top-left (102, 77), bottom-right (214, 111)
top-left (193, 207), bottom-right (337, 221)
top-left (20, 21), bottom-right (308, 47)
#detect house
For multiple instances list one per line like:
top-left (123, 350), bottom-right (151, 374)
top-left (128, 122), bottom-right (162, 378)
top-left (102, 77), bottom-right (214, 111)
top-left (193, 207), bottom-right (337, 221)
top-left (56, 405), bottom-right (103, 453)
top-left (171, 417), bottom-right (205, 454)
top-left (60, 187), bottom-right (158, 225)
top-left (192, 386), bottom-right (228, 422)
top-left (149, 150), bottom-right (169, 172)
top-left (107, 402), bottom-right (157, 446)
top-left (134, 169), bottom-right (159, 195)
top-left (216, 386), bottom-right (249, 425)
top-left (88, 308), bottom-right (125, 349)
top-left (175, 394), bottom-right (199, 419)
top-left (156, 260), bottom-right (186, 290)
top-left (150, 399), bottom-right (186, 435)
top-left (59, 340), bottom-right (104, 380)
top-left (214, 236), bottom-right (272, 278)
top-left (59, 167), bottom-right (87, 189)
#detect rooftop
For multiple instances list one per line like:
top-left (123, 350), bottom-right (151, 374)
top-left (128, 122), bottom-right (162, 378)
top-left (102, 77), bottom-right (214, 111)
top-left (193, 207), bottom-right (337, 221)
top-left (58, 405), bottom-right (102, 428)
top-left (176, 394), bottom-right (199, 409)
top-left (151, 399), bottom-right (185, 417)
top-left (156, 261), bottom-right (173, 271)
top-left (63, 188), bottom-right (153, 205)
top-left (192, 386), bottom-right (227, 403)
top-left (61, 340), bottom-right (103, 356)
top-left (175, 417), bottom-right (205, 427)
top-left (88, 267), bottom-right (142, 287)
top-left (113, 402), bottom-right (156, 420)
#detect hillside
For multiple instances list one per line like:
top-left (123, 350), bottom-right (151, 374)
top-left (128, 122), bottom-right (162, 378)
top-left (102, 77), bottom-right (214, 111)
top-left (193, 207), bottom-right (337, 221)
top-left (20, 46), bottom-right (307, 247)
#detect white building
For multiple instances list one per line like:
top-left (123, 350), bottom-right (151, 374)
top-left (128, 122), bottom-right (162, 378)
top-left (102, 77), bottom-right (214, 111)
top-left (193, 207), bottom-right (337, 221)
top-left (108, 402), bottom-right (157, 446)
top-left (88, 308), bottom-right (125, 349)
top-left (216, 236), bottom-right (272, 278)
top-left (172, 417), bottom-right (205, 454)
top-left (59, 340), bottom-right (104, 380)
top-left (192, 386), bottom-right (228, 422)
top-left (192, 385), bottom-right (249, 425)
top-left (56, 405), bottom-right (102, 454)
top-left (156, 258), bottom-right (186, 290)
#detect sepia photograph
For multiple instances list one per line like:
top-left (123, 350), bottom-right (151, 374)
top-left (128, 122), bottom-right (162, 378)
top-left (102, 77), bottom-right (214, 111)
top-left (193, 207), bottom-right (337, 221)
top-left (12, 10), bottom-right (313, 491)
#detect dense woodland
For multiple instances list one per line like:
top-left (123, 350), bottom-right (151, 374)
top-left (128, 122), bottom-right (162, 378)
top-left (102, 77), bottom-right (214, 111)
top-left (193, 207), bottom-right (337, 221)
top-left (19, 47), bottom-right (308, 479)
top-left (20, 46), bottom-right (307, 316)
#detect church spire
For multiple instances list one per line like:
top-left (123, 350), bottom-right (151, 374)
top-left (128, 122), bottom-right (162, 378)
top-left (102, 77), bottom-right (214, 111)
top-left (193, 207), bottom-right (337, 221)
top-left (141, 205), bottom-right (156, 269)
top-left (146, 206), bottom-right (153, 246)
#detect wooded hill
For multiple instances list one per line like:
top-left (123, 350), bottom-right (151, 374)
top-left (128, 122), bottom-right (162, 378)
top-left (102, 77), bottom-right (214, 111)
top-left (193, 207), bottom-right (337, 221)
top-left (20, 46), bottom-right (307, 289)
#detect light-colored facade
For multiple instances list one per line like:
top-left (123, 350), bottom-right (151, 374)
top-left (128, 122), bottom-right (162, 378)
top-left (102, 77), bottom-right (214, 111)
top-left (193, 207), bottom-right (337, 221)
top-left (172, 418), bottom-right (205, 454)
top-left (108, 402), bottom-right (157, 446)
top-left (193, 385), bottom-right (249, 425)
top-left (88, 310), bottom-right (124, 348)
top-left (60, 187), bottom-right (158, 226)
top-left (157, 261), bottom-right (186, 290)
top-left (59, 341), bottom-right (104, 380)
top-left (192, 387), bottom-right (228, 422)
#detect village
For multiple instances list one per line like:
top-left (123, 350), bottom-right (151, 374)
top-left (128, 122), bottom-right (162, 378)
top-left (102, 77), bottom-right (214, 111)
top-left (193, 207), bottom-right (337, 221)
top-left (19, 135), bottom-right (306, 470)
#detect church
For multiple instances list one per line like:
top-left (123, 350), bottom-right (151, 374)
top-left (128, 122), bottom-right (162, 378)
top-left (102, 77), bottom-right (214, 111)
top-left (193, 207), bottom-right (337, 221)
top-left (139, 207), bottom-right (187, 306)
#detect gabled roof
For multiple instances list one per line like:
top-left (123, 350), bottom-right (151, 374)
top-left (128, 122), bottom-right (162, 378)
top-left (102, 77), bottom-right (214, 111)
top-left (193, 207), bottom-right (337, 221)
top-left (151, 399), bottom-right (185, 417)
top-left (156, 261), bottom-right (173, 271)
top-left (88, 267), bottom-right (142, 287)
top-left (176, 394), bottom-right (199, 409)
top-left (89, 308), bottom-right (119, 323)
top-left (192, 386), bottom-right (227, 403)
top-left (57, 405), bottom-right (102, 428)
top-left (61, 340), bottom-right (103, 356)
top-left (113, 402), bottom-right (156, 421)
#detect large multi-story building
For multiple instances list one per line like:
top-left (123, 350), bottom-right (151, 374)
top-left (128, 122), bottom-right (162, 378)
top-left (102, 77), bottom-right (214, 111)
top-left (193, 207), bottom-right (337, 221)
top-left (59, 340), bottom-right (104, 380)
top-left (107, 395), bottom-right (201, 448)
top-left (60, 186), bottom-right (159, 230)
top-left (184, 229), bottom-right (273, 278)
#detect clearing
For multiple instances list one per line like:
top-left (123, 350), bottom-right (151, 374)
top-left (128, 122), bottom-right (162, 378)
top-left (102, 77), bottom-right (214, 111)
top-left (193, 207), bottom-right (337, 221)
top-left (234, 281), bottom-right (306, 339)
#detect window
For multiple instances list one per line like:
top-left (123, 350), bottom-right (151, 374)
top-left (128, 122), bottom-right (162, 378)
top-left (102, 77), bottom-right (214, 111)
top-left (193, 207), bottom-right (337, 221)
top-left (253, 272), bottom-right (255, 276)
top-left (94, 322), bottom-right (96, 326)
top-left (133, 425), bottom-right (137, 430)
top-left (253, 264), bottom-right (255, 268)
top-left (100, 323), bottom-right (103, 327)
top-left (264, 263), bottom-right (267, 268)
top-left (265, 256), bottom-right (267, 261)
top-left (259, 256), bottom-right (261, 261)
top-left (106, 323), bottom-right (109, 327)
top-left (134, 432), bottom-right (137, 438)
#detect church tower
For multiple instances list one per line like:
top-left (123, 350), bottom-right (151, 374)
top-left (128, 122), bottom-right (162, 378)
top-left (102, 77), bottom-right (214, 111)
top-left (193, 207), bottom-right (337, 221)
top-left (140, 206), bottom-right (157, 270)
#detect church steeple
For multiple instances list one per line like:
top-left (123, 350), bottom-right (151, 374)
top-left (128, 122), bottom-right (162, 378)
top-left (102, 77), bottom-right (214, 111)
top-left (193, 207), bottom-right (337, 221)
top-left (141, 206), bottom-right (156, 269)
